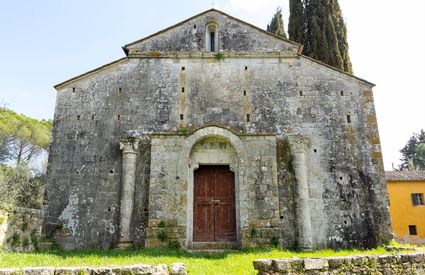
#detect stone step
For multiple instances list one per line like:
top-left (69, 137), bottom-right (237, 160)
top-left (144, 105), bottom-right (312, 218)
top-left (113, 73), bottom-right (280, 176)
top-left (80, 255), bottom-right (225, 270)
top-left (187, 249), bottom-right (239, 254)
top-left (191, 242), bottom-right (237, 250)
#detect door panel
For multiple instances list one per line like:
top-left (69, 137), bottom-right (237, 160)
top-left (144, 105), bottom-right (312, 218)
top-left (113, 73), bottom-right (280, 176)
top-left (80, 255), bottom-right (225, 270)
top-left (193, 166), bottom-right (215, 242)
top-left (193, 165), bottom-right (236, 242)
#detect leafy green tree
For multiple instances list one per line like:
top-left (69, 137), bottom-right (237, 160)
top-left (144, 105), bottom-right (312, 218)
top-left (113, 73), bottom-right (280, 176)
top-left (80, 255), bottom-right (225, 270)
top-left (0, 107), bottom-right (52, 165)
top-left (288, 0), bottom-right (352, 74)
top-left (0, 164), bottom-right (45, 208)
top-left (267, 7), bottom-right (287, 38)
top-left (0, 136), bottom-right (9, 162)
top-left (398, 130), bottom-right (425, 170)
top-left (412, 143), bottom-right (425, 170)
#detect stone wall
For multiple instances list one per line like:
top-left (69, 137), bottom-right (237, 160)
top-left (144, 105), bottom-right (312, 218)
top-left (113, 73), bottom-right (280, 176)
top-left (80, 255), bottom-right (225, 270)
top-left (124, 10), bottom-right (299, 56)
top-left (253, 253), bottom-right (425, 274)
top-left (0, 207), bottom-right (42, 251)
top-left (0, 263), bottom-right (186, 275)
top-left (44, 9), bottom-right (391, 250)
top-left (146, 128), bottom-right (281, 248)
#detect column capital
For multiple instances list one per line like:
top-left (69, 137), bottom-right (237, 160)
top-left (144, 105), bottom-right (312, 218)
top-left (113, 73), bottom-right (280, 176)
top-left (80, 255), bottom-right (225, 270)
top-left (287, 135), bottom-right (310, 154)
top-left (120, 138), bottom-right (139, 154)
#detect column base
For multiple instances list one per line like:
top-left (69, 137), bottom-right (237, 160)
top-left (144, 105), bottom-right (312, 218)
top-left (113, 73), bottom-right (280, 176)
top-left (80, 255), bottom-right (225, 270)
top-left (116, 241), bottom-right (133, 249)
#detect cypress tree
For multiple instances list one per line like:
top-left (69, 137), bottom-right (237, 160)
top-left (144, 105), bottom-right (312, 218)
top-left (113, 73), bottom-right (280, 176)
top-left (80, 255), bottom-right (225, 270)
top-left (288, 0), bottom-right (353, 74)
top-left (330, 0), bottom-right (352, 73)
top-left (288, 0), bottom-right (305, 45)
top-left (267, 7), bottom-right (287, 38)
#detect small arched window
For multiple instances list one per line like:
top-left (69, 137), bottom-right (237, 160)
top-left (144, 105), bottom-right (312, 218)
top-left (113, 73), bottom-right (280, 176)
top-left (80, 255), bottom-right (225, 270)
top-left (206, 22), bottom-right (218, 52)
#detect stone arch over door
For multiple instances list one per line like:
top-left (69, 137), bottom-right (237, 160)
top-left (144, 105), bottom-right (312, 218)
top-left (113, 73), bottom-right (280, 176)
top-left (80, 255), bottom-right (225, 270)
top-left (179, 126), bottom-right (247, 248)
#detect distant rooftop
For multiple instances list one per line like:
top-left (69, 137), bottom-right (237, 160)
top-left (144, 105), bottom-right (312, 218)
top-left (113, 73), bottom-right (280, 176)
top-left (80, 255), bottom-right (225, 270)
top-left (385, 171), bottom-right (425, 182)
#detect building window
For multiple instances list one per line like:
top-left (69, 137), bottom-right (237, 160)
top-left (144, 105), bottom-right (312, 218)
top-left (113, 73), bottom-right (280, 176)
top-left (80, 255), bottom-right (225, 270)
top-left (346, 115), bottom-right (351, 123)
top-left (206, 22), bottom-right (218, 52)
top-left (210, 31), bottom-right (216, 52)
top-left (412, 193), bottom-right (424, 206)
top-left (409, 225), bottom-right (417, 235)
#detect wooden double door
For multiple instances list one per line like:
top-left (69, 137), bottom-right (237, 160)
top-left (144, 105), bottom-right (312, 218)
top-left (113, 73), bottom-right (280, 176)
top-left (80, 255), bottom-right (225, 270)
top-left (193, 165), bottom-right (236, 242)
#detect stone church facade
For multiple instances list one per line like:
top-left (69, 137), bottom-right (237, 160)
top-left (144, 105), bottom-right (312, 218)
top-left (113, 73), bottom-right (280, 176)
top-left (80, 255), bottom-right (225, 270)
top-left (42, 9), bottom-right (392, 250)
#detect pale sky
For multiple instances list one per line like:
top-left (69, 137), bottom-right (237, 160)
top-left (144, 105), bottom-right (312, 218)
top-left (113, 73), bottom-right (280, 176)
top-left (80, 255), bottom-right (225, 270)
top-left (0, 0), bottom-right (424, 170)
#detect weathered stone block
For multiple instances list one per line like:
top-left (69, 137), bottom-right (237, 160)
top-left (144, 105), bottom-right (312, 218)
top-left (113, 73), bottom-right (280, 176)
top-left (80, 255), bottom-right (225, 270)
top-left (303, 258), bottom-right (329, 271)
top-left (272, 259), bottom-right (292, 272)
top-left (169, 263), bottom-right (186, 275)
top-left (23, 267), bottom-right (55, 275)
top-left (327, 256), bottom-right (352, 268)
top-left (290, 257), bottom-right (304, 271)
top-left (253, 259), bottom-right (273, 272)
top-left (0, 268), bottom-right (20, 275)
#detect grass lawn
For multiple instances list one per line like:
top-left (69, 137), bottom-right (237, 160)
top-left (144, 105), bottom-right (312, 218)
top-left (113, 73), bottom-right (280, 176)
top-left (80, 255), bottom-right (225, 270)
top-left (0, 245), bottom-right (423, 274)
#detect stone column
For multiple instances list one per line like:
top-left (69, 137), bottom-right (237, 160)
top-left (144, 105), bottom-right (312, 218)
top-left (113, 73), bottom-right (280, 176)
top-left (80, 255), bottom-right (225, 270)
top-left (288, 136), bottom-right (313, 250)
top-left (117, 138), bottom-right (139, 248)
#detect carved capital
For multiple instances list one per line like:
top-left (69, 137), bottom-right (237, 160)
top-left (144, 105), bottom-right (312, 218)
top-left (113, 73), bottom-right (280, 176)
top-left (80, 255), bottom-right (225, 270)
top-left (120, 138), bottom-right (139, 154)
top-left (287, 136), bottom-right (310, 154)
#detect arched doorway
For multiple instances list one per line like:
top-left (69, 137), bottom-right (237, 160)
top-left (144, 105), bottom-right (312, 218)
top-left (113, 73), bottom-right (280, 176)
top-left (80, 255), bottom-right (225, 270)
top-left (180, 126), bottom-right (247, 248)
top-left (187, 136), bottom-right (240, 247)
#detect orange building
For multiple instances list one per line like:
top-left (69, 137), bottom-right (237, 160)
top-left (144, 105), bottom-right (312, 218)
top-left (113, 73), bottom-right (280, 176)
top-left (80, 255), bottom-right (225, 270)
top-left (386, 171), bottom-right (425, 244)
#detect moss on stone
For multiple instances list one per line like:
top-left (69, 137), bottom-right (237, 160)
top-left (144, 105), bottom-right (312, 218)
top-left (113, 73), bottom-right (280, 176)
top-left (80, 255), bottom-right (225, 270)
top-left (214, 52), bottom-right (225, 60)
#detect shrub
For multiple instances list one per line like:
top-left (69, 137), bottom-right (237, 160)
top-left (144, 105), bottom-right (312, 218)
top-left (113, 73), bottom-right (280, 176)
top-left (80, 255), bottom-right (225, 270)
top-left (270, 236), bottom-right (279, 247)
top-left (30, 229), bottom-right (39, 246)
top-left (21, 237), bottom-right (29, 247)
top-left (250, 228), bottom-right (257, 238)
top-left (167, 240), bottom-right (181, 250)
top-left (157, 231), bottom-right (168, 242)
top-left (21, 221), bottom-right (28, 231)
top-left (158, 220), bottom-right (166, 228)
top-left (9, 232), bottom-right (20, 247)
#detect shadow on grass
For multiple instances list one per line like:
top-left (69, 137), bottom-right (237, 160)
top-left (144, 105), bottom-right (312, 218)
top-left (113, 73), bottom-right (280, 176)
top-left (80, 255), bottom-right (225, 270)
top-left (33, 246), bottom-right (283, 260)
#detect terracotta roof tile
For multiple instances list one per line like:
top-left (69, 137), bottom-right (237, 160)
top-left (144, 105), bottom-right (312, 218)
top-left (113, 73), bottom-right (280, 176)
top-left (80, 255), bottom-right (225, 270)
top-left (385, 171), bottom-right (425, 182)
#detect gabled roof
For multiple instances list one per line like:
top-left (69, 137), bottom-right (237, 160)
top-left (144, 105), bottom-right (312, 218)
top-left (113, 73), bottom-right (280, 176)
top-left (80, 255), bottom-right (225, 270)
top-left (122, 8), bottom-right (302, 55)
top-left (53, 8), bottom-right (375, 89)
top-left (385, 171), bottom-right (425, 182)
top-left (300, 55), bottom-right (375, 87)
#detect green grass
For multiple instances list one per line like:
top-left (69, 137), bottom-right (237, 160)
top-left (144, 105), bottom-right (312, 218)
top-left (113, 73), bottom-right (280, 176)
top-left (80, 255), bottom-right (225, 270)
top-left (0, 246), bottom-right (422, 274)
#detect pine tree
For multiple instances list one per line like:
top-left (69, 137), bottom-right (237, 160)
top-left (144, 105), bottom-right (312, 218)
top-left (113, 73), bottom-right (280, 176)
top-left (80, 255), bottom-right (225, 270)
top-left (288, 0), bottom-right (352, 74)
top-left (267, 7), bottom-right (287, 38)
